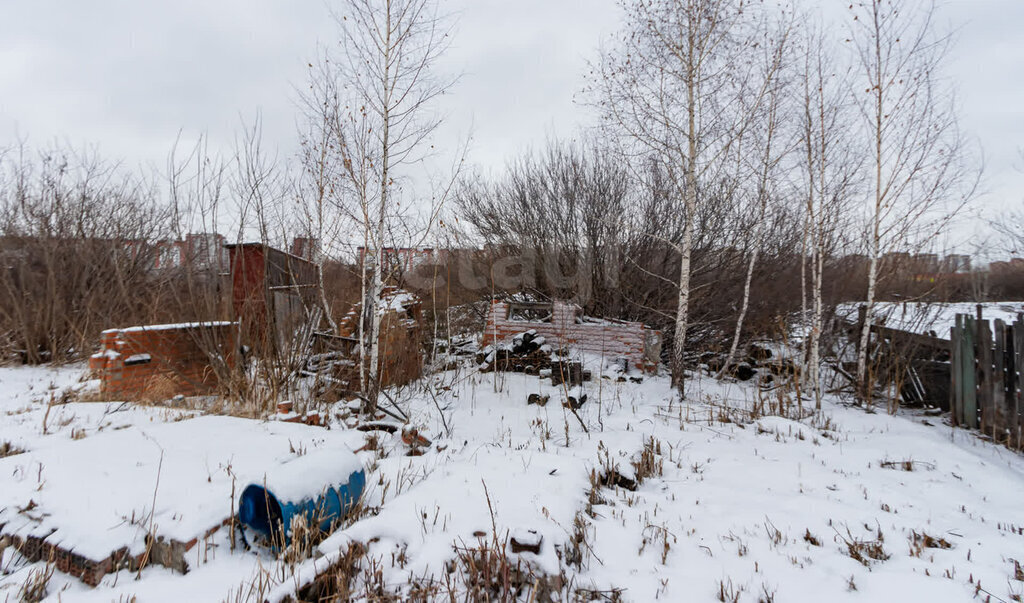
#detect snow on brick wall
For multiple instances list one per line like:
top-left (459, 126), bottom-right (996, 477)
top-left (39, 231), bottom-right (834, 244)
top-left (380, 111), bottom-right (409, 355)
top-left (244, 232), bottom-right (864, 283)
top-left (482, 301), bottom-right (660, 372)
top-left (88, 322), bottom-right (237, 400)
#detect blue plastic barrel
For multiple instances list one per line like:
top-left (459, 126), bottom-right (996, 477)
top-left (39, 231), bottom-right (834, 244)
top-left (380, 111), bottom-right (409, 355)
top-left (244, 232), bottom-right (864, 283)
top-left (238, 452), bottom-right (365, 546)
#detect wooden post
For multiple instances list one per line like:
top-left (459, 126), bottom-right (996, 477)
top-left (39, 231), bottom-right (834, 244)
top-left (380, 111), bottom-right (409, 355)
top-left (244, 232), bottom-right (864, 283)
top-left (962, 316), bottom-right (978, 429)
top-left (977, 318), bottom-right (993, 436)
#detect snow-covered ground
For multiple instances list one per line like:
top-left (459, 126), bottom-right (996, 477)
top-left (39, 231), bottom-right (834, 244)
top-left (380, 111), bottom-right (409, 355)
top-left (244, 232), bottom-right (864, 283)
top-left (1, 361), bottom-right (1023, 601)
top-left (838, 301), bottom-right (1024, 337)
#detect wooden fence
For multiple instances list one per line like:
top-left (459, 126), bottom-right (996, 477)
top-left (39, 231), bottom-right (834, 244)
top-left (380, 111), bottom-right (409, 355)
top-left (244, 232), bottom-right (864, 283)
top-left (949, 311), bottom-right (1024, 450)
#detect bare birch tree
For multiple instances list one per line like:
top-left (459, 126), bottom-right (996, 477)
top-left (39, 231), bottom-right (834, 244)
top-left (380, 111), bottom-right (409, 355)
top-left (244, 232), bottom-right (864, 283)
top-left (849, 0), bottom-right (974, 405)
top-left (799, 23), bottom-right (861, 409)
top-left (592, 0), bottom-right (775, 394)
top-left (311, 0), bottom-right (455, 412)
top-left (718, 22), bottom-right (793, 378)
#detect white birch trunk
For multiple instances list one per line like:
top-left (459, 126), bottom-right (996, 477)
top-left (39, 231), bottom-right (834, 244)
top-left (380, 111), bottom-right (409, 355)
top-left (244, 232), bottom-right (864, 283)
top-left (358, 229), bottom-right (368, 394)
top-left (856, 244), bottom-right (879, 404)
top-left (857, 30), bottom-right (885, 405)
top-left (719, 246), bottom-right (759, 377)
top-left (800, 214), bottom-right (809, 366)
top-left (673, 214), bottom-right (693, 394)
top-left (810, 245), bottom-right (823, 408)
top-left (673, 50), bottom-right (698, 396)
top-left (318, 263), bottom-right (338, 333)
top-left (363, 0), bottom-right (395, 412)
top-left (366, 242), bottom-right (384, 405)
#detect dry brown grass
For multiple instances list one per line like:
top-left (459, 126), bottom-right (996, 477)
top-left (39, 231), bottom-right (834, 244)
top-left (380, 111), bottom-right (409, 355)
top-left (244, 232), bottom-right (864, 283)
top-left (17, 560), bottom-right (55, 603)
top-left (0, 440), bottom-right (25, 458)
top-left (632, 437), bottom-right (664, 485)
top-left (836, 525), bottom-right (890, 566)
top-left (908, 530), bottom-right (952, 557)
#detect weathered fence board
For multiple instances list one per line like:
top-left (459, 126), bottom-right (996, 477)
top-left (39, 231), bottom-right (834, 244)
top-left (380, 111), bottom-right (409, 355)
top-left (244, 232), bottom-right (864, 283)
top-left (958, 316), bottom-right (978, 429)
top-left (950, 312), bottom-right (1024, 449)
top-left (977, 318), bottom-right (993, 434)
top-left (951, 315), bottom-right (962, 425)
top-left (1015, 318), bottom-right (1024, 448)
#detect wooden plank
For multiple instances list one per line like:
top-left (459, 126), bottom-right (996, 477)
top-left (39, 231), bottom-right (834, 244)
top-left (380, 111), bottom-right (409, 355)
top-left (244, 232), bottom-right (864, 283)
top-left (994, 319), bottom-right (1008, 441)
top-left (951, 315), bottom-right (962, 426)
top-left (869, 323), bottom-right (949, 352)
top-left (962, 316), bottom-right (978, 429)
top-left (1011, 317), bottom-right (1019, 448)
top-left (977, 318), bottom-right (993, 435)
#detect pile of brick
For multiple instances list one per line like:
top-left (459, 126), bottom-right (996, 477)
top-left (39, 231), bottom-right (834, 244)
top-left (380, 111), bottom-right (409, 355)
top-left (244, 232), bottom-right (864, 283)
top-left (477, 330), bottom-right (553, 374)
top-left (274, 400), bottom-right (322, 426)
top-left (478, 330), bottom-right (592, 386)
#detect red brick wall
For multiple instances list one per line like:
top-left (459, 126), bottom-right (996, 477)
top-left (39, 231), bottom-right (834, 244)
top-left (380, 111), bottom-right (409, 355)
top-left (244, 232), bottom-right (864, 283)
top-left (482, 301), bottom-right (660, 372)
top-left (89, 322), bottom-right (237, 400)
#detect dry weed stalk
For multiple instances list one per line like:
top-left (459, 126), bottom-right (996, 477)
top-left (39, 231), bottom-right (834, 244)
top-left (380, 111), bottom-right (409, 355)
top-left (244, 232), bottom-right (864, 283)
top-left (17, 560), bottom-right (55, 603)
top-left (835, 525), bottom-right (890, 566)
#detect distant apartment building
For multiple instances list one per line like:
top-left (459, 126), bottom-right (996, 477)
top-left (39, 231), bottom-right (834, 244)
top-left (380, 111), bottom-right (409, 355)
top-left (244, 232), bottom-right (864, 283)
top-left (877, 251), bottom-right (972, 277)
top-left (357, 246), bottom-right (441, 274)
top-left (123, 233), bottom-right (229, 272)
top-left (942, 254), bottom-right (971, 273)
top-left (988, 257), bottom-right (1024, 274)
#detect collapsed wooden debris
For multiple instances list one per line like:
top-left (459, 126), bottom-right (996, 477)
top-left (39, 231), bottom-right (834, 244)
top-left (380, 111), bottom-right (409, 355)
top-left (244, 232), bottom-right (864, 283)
top-left (838, 305), bottom-right (951, 408)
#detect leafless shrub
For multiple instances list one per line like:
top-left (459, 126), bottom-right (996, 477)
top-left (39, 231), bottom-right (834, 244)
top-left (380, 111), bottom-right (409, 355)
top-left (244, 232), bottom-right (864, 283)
top-left (0, 142), bottom-right (173, 364)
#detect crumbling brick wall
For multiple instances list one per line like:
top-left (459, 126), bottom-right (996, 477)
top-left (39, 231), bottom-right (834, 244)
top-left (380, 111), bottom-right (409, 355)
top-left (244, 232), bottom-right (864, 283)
top-left (88, 322), bottom-right (237, 400)
top-left (6, 532), bottom-right (132, 586)
top-left (2, 517), bottom-right (231, 586)
top-left (483, 300), bottom-right (660, 372)
top-left (336, 289), bottom-right (423, 389)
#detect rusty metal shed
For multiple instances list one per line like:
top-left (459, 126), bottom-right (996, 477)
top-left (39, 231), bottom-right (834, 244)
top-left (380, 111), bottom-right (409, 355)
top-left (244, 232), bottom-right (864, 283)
top-left (226, 243), bottom-right (321, 356)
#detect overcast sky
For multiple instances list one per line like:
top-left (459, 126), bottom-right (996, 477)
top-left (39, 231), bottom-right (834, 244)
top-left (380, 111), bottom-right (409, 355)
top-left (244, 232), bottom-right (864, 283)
top-left (1, 0), bottom-right (1021, 249)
